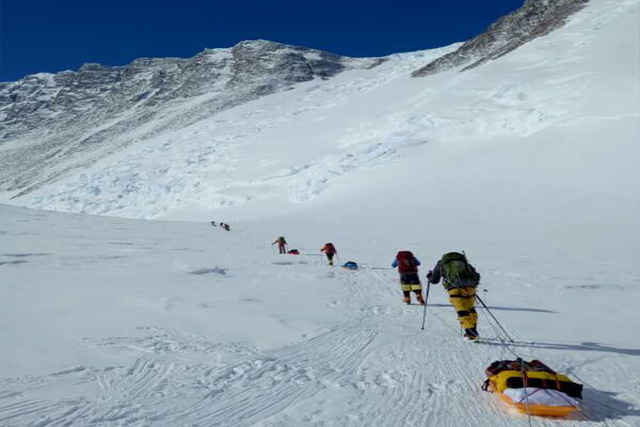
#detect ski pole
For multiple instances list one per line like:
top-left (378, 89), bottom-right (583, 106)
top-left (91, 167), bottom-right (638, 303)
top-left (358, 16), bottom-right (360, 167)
top-left (421, 280), bottom-right (431, 330)
top-left (476, 295), bottom-right (514, 342)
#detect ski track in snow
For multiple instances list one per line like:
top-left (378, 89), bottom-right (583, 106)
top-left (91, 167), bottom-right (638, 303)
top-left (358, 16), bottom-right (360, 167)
top-left (1, 259), bottom-right (636, 426)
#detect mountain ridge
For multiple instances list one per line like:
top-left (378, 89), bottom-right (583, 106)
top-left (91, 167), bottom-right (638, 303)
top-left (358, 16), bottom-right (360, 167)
top-left (412, 0), bottom-right (589, 77)
top-left (0, 39), bottom-right (382, 197)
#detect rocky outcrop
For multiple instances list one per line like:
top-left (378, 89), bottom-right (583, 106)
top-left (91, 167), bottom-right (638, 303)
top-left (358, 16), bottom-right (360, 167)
top-left (412, 0), bottom-right (589, 77)
top-left (0, 40), bottom-right (380, 196)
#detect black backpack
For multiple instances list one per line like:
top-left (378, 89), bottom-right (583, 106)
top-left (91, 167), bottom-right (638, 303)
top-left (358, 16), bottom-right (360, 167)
top-left (441, 252), bottom-right (480, 288)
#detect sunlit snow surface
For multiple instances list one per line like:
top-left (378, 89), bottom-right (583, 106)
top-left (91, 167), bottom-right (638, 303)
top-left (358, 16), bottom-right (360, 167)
top-left (2, 201), bottom-right (639, 426)
top-left (2, 0), bottom-right (640, 425)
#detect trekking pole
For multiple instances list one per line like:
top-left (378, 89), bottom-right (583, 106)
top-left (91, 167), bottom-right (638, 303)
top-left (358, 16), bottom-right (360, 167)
top-left (420, 281), bottom-right (431, 330)
top-left (476, 295), bottom-right (515, 342)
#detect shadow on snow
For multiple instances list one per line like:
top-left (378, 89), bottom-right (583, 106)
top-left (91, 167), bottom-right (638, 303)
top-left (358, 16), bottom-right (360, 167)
top-left (478, 338), bottom-right (640, 357)
top-left (429, 303), bottom-right (557, 314)
top-left (579, 388), bottom-right (640, 422)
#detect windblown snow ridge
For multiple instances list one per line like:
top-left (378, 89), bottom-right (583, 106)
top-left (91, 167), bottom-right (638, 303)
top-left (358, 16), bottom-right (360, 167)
top-left (412, 0), bottom-right (589, 77)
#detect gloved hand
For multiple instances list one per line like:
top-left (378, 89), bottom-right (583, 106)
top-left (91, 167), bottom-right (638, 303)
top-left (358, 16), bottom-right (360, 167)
top-left (426, 271), bottom-right (433, 280)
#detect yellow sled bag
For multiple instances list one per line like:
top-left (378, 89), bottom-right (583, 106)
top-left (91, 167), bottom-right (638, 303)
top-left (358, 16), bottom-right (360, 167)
top-left (482, 359), bottom-right (582, 417)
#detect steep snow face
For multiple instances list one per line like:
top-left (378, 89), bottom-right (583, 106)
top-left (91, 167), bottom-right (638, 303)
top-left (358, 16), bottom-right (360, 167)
top-left (0, 40), bottom-right (381, 197)
top-left (4, 45), bottom-right (457, 217)
top-left (7, 0), bottom-right (638, 242)
top-left (412, 0), bottom-right (590, 76)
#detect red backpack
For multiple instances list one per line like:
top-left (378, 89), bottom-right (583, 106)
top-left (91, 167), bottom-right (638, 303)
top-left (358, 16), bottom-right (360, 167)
top-left (396, 251), bottom-right (417, 273)
top-left (323, 243), bottom-right (336, 254)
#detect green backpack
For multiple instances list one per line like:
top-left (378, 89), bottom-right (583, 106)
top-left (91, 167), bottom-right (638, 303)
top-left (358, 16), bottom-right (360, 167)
top-left (441, 252), bottom-right (480, 288)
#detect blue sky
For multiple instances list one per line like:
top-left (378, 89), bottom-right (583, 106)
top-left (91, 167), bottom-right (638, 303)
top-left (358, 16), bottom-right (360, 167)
top-left (1, 0), bottom-right (524, 81)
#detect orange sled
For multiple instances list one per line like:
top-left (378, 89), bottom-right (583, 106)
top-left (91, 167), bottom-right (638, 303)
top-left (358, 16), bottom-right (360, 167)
top-left (496, 391), bottom-right (580, 417)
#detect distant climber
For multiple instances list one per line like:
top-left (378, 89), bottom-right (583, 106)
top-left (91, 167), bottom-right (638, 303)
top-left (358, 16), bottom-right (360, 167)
top-left (392, 251), bottom-right (425, 305)
top-left (211, 221), bottom-right (217, 227)
top-left (272, 236), bottom-right (287, 254)
top-left (320, 243), bottom-right (337, 266)
top-left (427, 252), bottom-right (481, 341)
top-left (222, 223), bottom-right (230, 231)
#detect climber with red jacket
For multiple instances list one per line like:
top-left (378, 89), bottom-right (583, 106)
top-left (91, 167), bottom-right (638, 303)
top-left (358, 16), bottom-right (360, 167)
top-left (392, 251), bottom-right (425, 305)
top-left (320, 243), bottom-right (337, 266)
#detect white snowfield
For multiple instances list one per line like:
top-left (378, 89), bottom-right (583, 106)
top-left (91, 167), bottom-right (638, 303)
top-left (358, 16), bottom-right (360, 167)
top-left (2, 203), bottom-right (639, 427)
top-left (2, 0), bottom-right (640, 425)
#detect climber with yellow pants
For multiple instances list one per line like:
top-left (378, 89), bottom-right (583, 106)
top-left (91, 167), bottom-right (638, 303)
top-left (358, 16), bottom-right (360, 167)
top-left (427, 252), bottom-right (481, 340)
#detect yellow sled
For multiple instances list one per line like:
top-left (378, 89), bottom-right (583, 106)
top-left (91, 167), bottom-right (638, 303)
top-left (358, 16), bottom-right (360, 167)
top-left (483, 360), bottom-right (582, 418)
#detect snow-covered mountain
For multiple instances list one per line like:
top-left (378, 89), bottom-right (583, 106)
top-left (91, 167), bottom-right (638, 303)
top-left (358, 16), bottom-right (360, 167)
top-left (0, 0), bottom-right (592, 206)
top-left (1, 0), bottom-right (637, 249)
top-left (0, 41), bottom-right (381, 197)
top-left (2, 0), bottom-right (640, 425)
top-left (412, 0), bottom-right (590, 76)
top-left (0, 0), bottom-right (634, 228)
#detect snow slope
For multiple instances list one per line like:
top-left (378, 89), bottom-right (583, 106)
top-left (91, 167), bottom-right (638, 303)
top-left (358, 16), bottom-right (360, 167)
top-left (1, 203), bottom-right (639, 426)
top-left (1, 0), bottom-right (640, 425)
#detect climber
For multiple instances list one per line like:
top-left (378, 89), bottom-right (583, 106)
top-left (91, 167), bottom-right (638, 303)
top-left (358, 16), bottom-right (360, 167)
top-left (427, 252), bottom-right (481, 340)
top-left (272, 236), bottom-right (288, 254)
top-left (392, 251), bottom-right (425, 305)
top-left (320, 243), bottom-right (337, 266)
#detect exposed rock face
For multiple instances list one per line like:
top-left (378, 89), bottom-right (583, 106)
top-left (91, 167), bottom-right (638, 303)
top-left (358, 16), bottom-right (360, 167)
top-left (0, 40), bottom-right (380, 196)
top-left (412, 0), bottom-right (589, 77)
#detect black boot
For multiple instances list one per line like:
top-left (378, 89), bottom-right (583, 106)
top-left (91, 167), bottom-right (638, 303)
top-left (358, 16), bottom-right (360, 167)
top-left (464, 328), bottom-right (479, 341)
